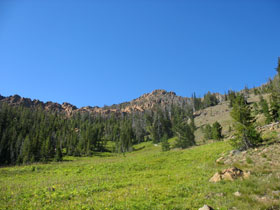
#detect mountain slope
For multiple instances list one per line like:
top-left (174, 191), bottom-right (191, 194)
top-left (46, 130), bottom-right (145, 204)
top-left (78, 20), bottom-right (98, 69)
top-left (0, 89), bottom-right (193, 116)
top-left (194, 93), bottom-right (270, 144)
top-left (1, 138), bottom-right (280, 210)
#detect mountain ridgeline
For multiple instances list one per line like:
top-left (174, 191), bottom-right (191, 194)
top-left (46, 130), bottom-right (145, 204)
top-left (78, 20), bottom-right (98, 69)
top-left (0, 89), bottom-right (225, 165)
top-left (0, 89), bottom-right (210, 116)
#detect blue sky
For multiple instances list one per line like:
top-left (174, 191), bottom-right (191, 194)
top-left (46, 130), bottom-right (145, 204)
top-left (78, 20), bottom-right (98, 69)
top-left (0, 0), bottom-right (279, 108)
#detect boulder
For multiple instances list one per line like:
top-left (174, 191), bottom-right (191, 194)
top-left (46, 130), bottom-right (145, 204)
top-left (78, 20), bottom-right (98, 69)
top-left (209, 167), bottom-right (249, 182)
top-left (234, 191), bottom-right (241, 197)
top-left (229, 150), bottom-right (241, 156)
top-left (198, 205), bottom-right (214, 210)
top-left (216, 157), bottom-right (224, 164)
top-left (223, 171), bottom-right (234, 181)
top-left (209, 172), bottom-right (221, 182)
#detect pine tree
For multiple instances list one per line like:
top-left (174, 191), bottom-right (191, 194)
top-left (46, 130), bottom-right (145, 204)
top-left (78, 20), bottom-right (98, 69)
top-left (54, 144), bottom-right (63, 162)
top-left (161, 134), bottom-right (170, 151)
top-left (192, 92), bottom-right (202, 111)
top-left (230, 94), bottom-right (262, 149)
top-left (269, 57), bottom-right (280, 122)
top-left (270, 92), bottom-right (280, 122)
top-left (21, 135), bottom-right (33, 164)
top-left (117, 120), bottom-right (134, 153)
top-left (228, 90), bottom-right (236, 107)
top-left (259, 96), bottom-right (272, 124)
top-left (212, 121), bottom-right (222, 140)
top-left (174, 121), bottom-right (195, 149)
top-left (202, 124), bottom-right (212, 140)
top-left (203, 91), bottom-right (218, 108)
top-left (243, 85), bottom-right (250, 99)
top-left (276, 57), bottom-right (280, 75)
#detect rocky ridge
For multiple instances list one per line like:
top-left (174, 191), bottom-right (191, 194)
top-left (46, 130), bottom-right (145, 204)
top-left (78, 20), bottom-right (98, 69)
top-left (0, 89), bottom-right (194, 116)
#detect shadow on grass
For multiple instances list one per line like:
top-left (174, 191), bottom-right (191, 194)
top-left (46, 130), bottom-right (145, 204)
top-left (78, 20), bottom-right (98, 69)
top-left (60, 159), bottom-right (73, 162)
top-left (133, 146), bottom-right (146, 151)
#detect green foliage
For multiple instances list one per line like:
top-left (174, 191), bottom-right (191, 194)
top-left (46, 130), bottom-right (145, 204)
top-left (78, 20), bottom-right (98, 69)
top-left (252, 102), bottom-right (259, 116)
top-left (192, 92), bottom-right (203, 111)
top-left (0, 101), bottom-right (198, 165)
top-left (253, 87), bottom-right (259, 95)
top-left (203, 91), bottom-right (219, 108)
top-left (259, 96), bottom-right (272, 123)
top-left (276, 57), bottom-right (280, 75)
top-left (202, 124), bottom-right (213, 140)
top-left (267, 57), bottom-right (280, 122)
top-left (191, 91), bottom-right (221, 112)
top-left (161, 135), bottom-right (170, 152)
top-left (227, 90), bottom-right (237, 107)
top-left (54, 146), bottom-right (63, 162)
top-left (0, 104), bottom-right (109, 165)
top-left (116, 120), bottom-right (134, 153)
top-left (202, 122), bottom-right (222, 140)
top-left (243, 85), bottom-right (249, 98)
top-left (174, 121), bottom-right (195, 149)
top-left (212, 121), bottom-right (223, 140)
top-left (246, 157), bottom-right (254, 164)
top-left (269, 91), bottom-right (280, 122)
top-left (230, 94), bottom-right (262, 149)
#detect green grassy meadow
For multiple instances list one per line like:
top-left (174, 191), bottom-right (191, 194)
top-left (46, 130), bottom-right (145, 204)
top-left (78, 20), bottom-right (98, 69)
top-left (1, 140), bottom-right (280, 210)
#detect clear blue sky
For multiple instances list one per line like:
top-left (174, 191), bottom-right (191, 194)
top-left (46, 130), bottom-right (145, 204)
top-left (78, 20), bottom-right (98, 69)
top-left (0, 0), bottom-right (279, 107)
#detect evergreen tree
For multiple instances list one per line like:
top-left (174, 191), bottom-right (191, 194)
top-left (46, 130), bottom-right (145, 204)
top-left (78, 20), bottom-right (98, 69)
top-left (202, 124), bottom-right (212, 140)
top-left (174, 121), bottom-right (195, 149)
top-left (276, 57), bottom-right (280, 75)
top-left (54, 144), bottom-right (63, 162)
top-left (161, 134), bottom-right (170, 151)
top-left (244, 85), bottom-right (249, 98)
top-left (253, 87), bottom-right (258, 95)
top-left (228, 90), bottom-right (237, 107)
top-left (259, 96), bottom-right (272, 124)
top-left (192, 92), bottom-right (202, 111)
top-left (230, 94), bottom-right (262, 149)
top-left (270, 92), bottom-right (280, 122)
top-left (203, 91), bottom-right (218, 108)
top-left (117, 120), bottom-right (134, 153)
top-left (269, 58), bottom-right (280, 122)
top-left (21, 135), bottom-right (33, 164)
top-left (212, 121), bottom-right (223, 140)
top-left (252, 102), bottom-right (259, 116)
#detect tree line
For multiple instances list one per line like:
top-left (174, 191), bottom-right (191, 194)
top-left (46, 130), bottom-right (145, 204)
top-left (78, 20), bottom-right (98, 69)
top-left (0, 102), bottom-right (196, 165)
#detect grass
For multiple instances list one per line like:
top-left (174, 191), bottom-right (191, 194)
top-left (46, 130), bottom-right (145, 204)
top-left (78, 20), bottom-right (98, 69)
top-left (0, 139), bottom-right (279, 210)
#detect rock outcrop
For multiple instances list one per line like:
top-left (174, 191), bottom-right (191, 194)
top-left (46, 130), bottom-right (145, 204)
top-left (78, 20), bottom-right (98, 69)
top-left (0, 89), bottom-right (192, 116)
top-left (209, 167), bottom-right (250, 182)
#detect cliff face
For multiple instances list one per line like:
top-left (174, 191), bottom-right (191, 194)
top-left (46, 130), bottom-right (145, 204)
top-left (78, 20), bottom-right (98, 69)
top-left (0, 90), bottom-right (193, 116)
top-left (121, 89), bottom-right (191, 112)
top-left (0, 94), bottom-right (78, 115)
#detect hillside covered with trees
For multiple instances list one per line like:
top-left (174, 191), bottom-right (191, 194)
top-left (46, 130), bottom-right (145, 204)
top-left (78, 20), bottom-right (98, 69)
top-left (0, 59), bottom-right (280, 166)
